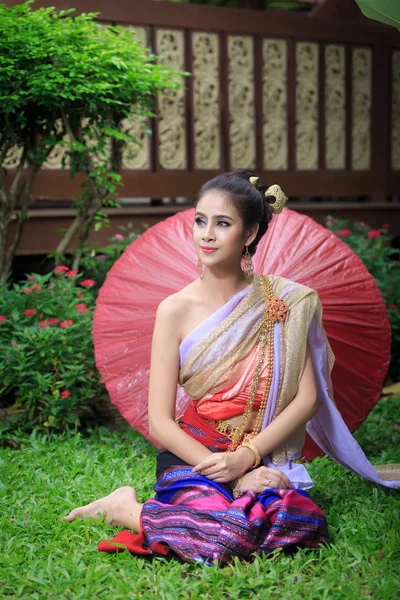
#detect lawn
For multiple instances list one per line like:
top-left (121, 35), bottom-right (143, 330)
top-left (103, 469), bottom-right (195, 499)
top-left (1, 397), bottom-right (399, 600)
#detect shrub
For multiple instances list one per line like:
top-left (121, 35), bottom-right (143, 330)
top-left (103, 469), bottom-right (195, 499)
top-left (325, 217), bottom-right (400, 381)
top-left (67, 223), bottom-right (143, 290)
top-left (0, 268), bottom-right (104, 433)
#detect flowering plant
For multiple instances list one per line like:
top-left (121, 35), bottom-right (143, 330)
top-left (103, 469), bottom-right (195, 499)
top-left (0, 268), bottom-right (104, 432)
top-left (50, 223), bottom-right (142, 291)
top-left (326, 217), bottom-right (400, 381)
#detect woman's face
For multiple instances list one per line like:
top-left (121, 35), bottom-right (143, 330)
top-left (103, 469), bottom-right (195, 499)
top-left (193, 191), bottom-right (257, 268)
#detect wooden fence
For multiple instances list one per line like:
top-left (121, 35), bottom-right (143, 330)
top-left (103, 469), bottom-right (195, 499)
top-left (4, 0), bottom-right (400, 254)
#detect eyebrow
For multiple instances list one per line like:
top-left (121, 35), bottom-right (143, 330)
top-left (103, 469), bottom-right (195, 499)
top-left (195, 212), bottom-right (234, 221)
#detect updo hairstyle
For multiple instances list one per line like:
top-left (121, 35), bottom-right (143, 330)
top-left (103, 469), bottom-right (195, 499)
top-left (195, 169), bottom-right (276, 256)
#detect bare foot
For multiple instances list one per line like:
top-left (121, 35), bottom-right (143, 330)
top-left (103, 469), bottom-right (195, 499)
top-left (63, 486), bottom-right (137, 525)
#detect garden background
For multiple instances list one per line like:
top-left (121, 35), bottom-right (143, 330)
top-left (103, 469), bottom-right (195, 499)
top-left (1, 1), bottom-right (399, 598)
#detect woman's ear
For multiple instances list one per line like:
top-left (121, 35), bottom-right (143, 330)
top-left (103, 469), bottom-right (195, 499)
top-left (245, 223), bottom-right (259, 248)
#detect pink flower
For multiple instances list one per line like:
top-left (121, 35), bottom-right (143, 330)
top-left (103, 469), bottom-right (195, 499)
top-left (27, 276), bottom-right (36, 282)
top-left (326, 220), bottom-right (334, 227)
top-left (382, 224), bottom-right (390, 229)
top-left (60, 320), bottom-right (73, 329)
top-left (114, 234), bottom-right (124, 240)
top-left (129, 232), bottom-right (136, 238)
top-left (24, 284), bottom-right (42, 294)
top-left (24, 309), bottom-right (37, 317)
top-left (54, 265), bottom-right (69, 273)
top-left (368, 229), bottom-right (381, 239)
top-left (61, 390), bottom-right (70, 399)
top-left (75, 303), bottom-right (89, 313)
top-left (96, 254), bottom-right (107, 261)
top-left (66, 270), bottom-right (78, 278)
top-left (338, 229), bottom-right (352, 237)
top-left (39, 320), bottom-right (50, 328)
top-left (12, 341), bottom-right (18, 347)
top-left (81, 279), bottom-right (95, 288)
top-left (76, 292), bottom-right (85, 299)
top-left (47, 318), bottom-right (59, 325)
top-left (358, 221), bottom-right (368, 227)
top-left (389, 304), bottom-right (397, 309)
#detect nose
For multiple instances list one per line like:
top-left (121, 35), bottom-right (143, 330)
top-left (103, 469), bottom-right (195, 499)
top-left (202, 222), bottom-right (215, 242)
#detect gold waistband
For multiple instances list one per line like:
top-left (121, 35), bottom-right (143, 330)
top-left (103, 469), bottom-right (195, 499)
top-left (205, 417), bottom-right (255, 446)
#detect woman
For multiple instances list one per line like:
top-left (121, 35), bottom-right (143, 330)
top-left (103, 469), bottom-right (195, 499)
top-left (65, 170), bottom-right (399, 564)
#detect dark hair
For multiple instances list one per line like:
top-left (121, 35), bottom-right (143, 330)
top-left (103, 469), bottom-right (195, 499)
top-left (195, 169), bottom-right (275, 256)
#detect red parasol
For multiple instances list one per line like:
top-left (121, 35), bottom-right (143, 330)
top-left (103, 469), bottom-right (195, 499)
top-left (93, 208), bottom-right (391, 460)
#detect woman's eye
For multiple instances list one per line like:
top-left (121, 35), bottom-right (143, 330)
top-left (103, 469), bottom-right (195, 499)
top-left (217, 221), bottom-right (230, 227)
top-left (194, 217), bottom-right (205, 226)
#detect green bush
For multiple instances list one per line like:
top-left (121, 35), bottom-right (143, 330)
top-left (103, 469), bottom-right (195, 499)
top-left (0, 268), bottom-right (104, 433)
top-left (68, 223), bottom-right (144, 291)
top-left (325, 217), bottom-right (400, 381)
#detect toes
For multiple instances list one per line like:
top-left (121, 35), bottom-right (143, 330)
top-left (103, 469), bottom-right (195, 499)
top-left (63, 508), bottom-right (82, 522)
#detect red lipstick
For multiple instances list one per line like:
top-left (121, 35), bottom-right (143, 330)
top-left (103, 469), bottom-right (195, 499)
top-left (200, 246), bottom-right (218, 254)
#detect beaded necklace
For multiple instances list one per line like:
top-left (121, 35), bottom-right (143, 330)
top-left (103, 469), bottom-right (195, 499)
top-left (224, 275), bottom-right (288, 451)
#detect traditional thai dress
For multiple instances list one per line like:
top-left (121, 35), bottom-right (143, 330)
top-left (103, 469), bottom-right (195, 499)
top-left (99, 274), bottom-right (400, 563)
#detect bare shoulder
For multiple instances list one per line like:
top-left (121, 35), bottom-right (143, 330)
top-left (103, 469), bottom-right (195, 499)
top-left (157, 282), bottom-right (196, 317)
top-left (155, 282), bottom-right (198, 336)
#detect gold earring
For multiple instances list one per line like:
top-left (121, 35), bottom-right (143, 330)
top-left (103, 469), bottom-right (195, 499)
top-left (243, 247), bottom-right (254, 283)
top-left (198, 258), bottom-right (205, 280)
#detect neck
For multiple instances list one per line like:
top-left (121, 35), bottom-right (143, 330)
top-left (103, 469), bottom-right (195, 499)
top-left (200, 267), bottom-right (253, 303)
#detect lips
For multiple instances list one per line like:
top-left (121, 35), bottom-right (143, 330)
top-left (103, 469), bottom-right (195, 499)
top-left (200, 247), bottom-right (218, 254)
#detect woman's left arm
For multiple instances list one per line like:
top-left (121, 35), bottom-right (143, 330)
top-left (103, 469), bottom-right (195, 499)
top-left (194, 341), bottom-right (319, 481)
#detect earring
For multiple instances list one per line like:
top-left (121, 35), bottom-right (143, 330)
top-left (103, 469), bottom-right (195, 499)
top-left (198, 258), bottom-right (205, 280)
top-left (243, 247), bottom-right (254, 283)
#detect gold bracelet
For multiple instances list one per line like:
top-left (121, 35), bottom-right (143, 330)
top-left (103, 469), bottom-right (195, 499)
top-left (232, 475), bottom-right (245, 499)
top-left (239, 441), bottom-right (262, 470)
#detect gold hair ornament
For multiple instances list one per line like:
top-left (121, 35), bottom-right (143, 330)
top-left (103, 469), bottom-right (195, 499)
top-left (249, 178), bottom-right (288, 214)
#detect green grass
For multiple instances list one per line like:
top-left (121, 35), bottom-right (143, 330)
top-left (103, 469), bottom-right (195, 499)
top-left (1, 398), bottom-right (399, 600)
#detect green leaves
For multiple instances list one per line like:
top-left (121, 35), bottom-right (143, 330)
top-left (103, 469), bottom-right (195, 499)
top-left (0, 268), bottom-right (102, 432)
top-left (0, 1), bottom-right (186, 278)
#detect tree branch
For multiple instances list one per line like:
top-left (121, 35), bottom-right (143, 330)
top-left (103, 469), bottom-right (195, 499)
top-left (4, 159), bottom-right (37, 275)
top-left (4, 114), bottom-right (16, 146)
top-left (9, 144), bottom-right (29, 201)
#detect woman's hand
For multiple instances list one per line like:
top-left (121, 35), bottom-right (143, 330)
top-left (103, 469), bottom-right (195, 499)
top-left (237, 466), bottom-right (290, 494)
top-left (192, 447), bottom-right (255, 482)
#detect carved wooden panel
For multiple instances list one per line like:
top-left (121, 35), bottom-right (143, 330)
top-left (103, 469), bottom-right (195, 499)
top-left (228, 35), bottom-right (256, 169)
top-left (351, 47), bottom-right (371, 171)
top-left (296, 42), bottom-right (319, 170)
top-left (325, 44), bottom-right (346, 170)
top-left (192, 32), bottom-right (221, 170)
top-left (122, 27), bottom-right (151, 170)
top-left (156, 29), bottom-right (187, 170)
top-left (391, 50), bottom-right (400, 171)
top-left (262, 39), bottom-right (288, 170)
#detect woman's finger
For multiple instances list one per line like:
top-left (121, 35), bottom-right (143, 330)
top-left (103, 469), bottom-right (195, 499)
top-left (199, 465), bottom-right (224, 477)
top-left (192, 457), bottom-right (218, 472)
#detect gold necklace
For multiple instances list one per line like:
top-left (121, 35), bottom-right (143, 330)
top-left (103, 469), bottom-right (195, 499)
top-left (226, 275), bottom-right (288, 451)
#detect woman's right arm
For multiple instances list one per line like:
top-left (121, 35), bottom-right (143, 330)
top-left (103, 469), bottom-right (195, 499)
top-left (147, 296), bottom-right (213, 467)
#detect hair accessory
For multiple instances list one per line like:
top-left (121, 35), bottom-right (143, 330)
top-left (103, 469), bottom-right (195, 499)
top-left (249, 176), bottom-right (259, 186)
top-left (240, 441), bottom-right (262, 469)
top-left (265, 184), bottom-right (288, 214)
top-left (243, 246), bottom-right (254, 283)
